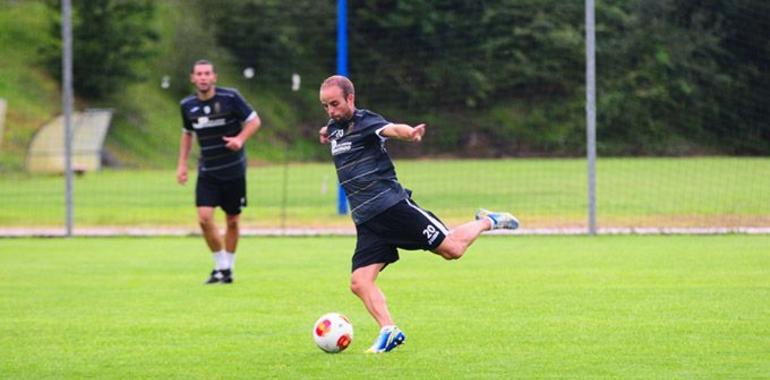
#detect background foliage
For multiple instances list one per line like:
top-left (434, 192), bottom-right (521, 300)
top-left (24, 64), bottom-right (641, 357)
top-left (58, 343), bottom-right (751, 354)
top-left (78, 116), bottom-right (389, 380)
top-left (41, 0), bottom-right (158, 99)
top-left (197, 0), bottom-right (769, 157)
top-left (1, 0), bottom-right (768, 171)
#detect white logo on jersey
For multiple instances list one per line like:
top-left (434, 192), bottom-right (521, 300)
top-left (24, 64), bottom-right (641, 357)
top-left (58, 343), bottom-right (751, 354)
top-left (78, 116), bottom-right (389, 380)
top-left (331, 139), bottom-right (352, 155)
top-left (190, 106), bottom-right (200, 113)
top-left (193, 117), bottom-right (226, 129)
top-left (330, 129), bottom-right (350, 155)
top-left (204, 105), bottom-right (211, 114)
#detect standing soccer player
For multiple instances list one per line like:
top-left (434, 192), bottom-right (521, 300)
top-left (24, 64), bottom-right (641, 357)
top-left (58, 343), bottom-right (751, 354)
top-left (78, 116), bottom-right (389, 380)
top-left (318, 75), bottom-right (519, 353)
top-left (177, 59), bottom-right (262, 284)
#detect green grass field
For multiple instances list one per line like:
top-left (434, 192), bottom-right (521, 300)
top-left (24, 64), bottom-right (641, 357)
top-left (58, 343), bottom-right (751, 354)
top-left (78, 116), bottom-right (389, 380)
top-left (1, 157), bottom-right (768, 229)
top-left (1, 235), bottom-right (768, 378)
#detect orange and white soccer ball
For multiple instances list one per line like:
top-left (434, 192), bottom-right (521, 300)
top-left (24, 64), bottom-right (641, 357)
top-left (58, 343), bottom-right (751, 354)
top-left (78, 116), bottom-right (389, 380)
top-left (312, 312), bottom-right (353, 353)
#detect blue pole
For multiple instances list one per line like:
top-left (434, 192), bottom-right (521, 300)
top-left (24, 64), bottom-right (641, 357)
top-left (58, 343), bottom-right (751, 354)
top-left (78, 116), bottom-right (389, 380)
top-left (336, 0), bottom-right (349, 215)
top-left (337, 0), bottom-right (347, 76)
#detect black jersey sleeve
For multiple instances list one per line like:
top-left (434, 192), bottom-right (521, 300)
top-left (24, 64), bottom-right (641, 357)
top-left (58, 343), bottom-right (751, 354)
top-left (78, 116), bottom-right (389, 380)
top-left (180, 103), bottom-right (194, 132)
top-left (231, 89), bottom-right (256, 122)
top-left (356, 110), bottom-right (390, 137)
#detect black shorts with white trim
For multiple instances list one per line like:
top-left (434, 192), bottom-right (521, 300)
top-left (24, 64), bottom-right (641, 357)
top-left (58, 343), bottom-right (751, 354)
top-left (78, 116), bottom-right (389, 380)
top-left (352, 198), bottom-right (448, 272)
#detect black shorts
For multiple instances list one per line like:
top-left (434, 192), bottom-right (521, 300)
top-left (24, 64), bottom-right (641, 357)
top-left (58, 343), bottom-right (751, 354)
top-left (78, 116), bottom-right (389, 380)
top-left (352, 198), bottom-right (448, 272)
top-left (195, 175), bottom-right (247, 215)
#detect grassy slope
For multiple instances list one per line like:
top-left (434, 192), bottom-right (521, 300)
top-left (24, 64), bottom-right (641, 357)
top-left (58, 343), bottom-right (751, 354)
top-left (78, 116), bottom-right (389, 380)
top-left (0, 2), bottom-right (60, 170)
top-left (0, 1), bottom-right (185, 170)
top-left (0, 235), bottom-right (768, 378)
top-left (102, 1), bottom-right (225, 168)
top-left (0, 1), bottom-right (314, 171)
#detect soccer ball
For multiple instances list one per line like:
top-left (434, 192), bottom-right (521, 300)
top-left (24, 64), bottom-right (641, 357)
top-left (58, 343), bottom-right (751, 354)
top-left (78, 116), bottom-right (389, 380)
top-left (312, 312), bottom-right (353, 353)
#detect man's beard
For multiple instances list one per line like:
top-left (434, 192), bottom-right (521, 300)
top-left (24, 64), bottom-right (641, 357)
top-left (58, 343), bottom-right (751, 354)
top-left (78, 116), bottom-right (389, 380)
top-left (334, 111), bottom-right (353, 123)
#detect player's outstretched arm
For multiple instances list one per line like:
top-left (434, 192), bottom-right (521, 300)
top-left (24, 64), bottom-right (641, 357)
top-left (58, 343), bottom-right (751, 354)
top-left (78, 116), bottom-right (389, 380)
top-left (380, 123), bottom-right (426, 142)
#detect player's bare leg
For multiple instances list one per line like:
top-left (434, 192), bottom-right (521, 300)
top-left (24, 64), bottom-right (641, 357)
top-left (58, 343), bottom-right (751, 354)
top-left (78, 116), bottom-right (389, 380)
top-left (351, 263), bottom-right (406, 353)
top-left (219, 213), bottom-right (240, 283)
top-left (224, 213), bottom-right (240, 253)
top-left (198, 206), bottom-right (230, 284)
top-left (433, 209), bottom-right (519, 260)
top-left (350, 263), bottom-right (393, 327)
top-left (433, 219), bottom-right (492, 260)
top-left (198, 206), bottom-right (223, 251)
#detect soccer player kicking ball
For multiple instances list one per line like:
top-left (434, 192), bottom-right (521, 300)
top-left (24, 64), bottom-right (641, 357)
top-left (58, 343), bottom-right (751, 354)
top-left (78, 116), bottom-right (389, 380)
top-left (318, 75), bottom-right (519, 353)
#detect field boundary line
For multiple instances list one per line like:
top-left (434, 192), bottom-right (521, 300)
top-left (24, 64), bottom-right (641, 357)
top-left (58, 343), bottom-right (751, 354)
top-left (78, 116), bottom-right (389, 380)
top-left (1, 226), bottom-right (769, 237)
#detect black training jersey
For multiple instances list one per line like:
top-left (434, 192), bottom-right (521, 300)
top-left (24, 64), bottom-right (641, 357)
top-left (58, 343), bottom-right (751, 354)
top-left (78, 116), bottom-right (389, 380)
top-left (327, 109), bottom-right (409, 225)
top-left (180, 87), bottom-right (257, 180)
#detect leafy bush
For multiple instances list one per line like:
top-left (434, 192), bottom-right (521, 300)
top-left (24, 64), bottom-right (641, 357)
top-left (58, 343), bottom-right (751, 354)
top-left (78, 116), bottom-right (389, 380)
top-left (41, 0), bottom-right (159, 99)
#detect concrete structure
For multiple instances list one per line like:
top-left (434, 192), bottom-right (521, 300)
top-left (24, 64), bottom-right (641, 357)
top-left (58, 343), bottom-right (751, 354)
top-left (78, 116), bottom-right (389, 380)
top-left (27, 109), bottom-right (113, 173)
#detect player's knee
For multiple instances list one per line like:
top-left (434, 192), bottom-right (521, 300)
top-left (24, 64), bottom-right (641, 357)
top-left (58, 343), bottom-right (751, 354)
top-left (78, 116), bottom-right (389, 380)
top-left (437, 242), bottom-right (463, 260)
top-left (226, 218), bottom-right (239, 230)
top-left (444, 248), bottom-right (463, 260)
top-left (198, 214), bottom-right (214, 227)
top-left (349, 278), bottom-right (368, 296)
top-left (349, 281), bottom-right (361, 296)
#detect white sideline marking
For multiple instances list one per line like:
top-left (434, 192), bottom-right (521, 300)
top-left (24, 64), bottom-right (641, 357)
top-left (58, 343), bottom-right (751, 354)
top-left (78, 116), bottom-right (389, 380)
top-left (1, 227), bottom-right (769, 237)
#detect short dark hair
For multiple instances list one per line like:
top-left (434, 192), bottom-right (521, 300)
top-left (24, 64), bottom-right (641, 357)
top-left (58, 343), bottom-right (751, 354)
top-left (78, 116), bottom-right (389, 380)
top-left (191, 59), bottom-right (215, 73)
top-left (321, 75), bottom-right (355, 98)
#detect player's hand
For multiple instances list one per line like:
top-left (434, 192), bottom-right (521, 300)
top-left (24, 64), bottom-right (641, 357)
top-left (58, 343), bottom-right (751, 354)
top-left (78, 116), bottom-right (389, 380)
top-left (223, 135), bottom-right (244, 151)
top-left (176, 166), bottom-right (188, 185)
top-left (411, 123), bottom-right (426, 142)
top-left (319, 126), bottom-right (330, 144)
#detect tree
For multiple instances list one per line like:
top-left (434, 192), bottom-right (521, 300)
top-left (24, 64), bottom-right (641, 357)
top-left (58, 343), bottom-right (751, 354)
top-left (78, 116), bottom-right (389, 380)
top-left (43, 0), bottom-right (158, 99)
top-left (199, 0), bottom-right (335, 86)
top-left (198, 0), bottom-right (768, 156)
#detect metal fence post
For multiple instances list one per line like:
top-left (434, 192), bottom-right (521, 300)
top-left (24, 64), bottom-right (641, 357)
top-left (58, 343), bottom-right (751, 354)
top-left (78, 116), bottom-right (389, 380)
top-left (586, 0), bottom-right (597, 235)
top-left (62, 0), bottom-right (74, 236)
